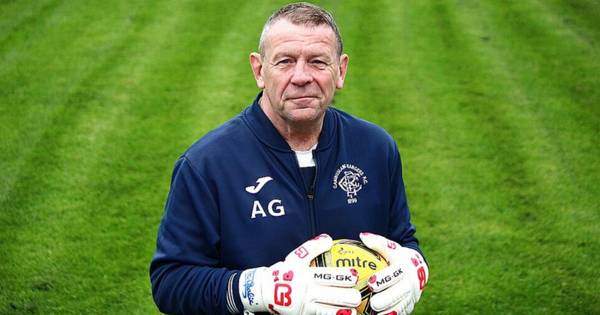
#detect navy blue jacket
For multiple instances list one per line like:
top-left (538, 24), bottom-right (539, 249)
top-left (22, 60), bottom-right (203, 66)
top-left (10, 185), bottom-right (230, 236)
top-left (150, 93), bottom-right (423, 315)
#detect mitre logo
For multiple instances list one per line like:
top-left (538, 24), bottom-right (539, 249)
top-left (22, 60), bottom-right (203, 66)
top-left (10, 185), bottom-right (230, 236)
top-left (332, 164), bottom-right (368, 204)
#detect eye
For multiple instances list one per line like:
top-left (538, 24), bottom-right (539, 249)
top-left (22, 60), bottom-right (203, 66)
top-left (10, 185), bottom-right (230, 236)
top-left (275, 58), bottom-right (292, 66)
top-left (310, 59), bottom-right (328, 69)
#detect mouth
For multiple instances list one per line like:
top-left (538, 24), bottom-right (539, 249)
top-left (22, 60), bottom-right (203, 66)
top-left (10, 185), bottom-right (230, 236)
top-left (286, 95), bottom-right (320, 106)
top-left (287, 95), bottom-right (317, 100)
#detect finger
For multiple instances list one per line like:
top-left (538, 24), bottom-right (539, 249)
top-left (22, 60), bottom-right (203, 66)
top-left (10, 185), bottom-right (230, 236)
top-left (311, 267), bottom-right (359, 288)
top-left (309, 286), bottom-right (362, 308)
top-left (307, 286), bottom-right (362, 308)
top-left (370, 280), bottom-right (414, 313)
top-left (286, 234), bottom-right (333, 265)
top-left (374, 298), bottom-right (414, 315)
top-left (359, 232), bottom-right (400, 263)
top-left (367, 264), bottom-right (405, 293)
top-left (305, 303), bottom-right (357, 315)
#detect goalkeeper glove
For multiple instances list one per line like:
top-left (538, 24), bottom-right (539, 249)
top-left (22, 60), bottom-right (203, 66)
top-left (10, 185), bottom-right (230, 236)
top-left (359, 232), bottom-right (428, 315)
top-left (237, 234), bottom-right (361, 315)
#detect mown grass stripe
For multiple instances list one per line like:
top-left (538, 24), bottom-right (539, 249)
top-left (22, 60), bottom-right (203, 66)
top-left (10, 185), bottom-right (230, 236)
top-left (0, 0), bottom-right (163, 223)
top-left (91, 2), bottom-right (268, 312)
top-left (487, 1), bottom-right (600, 112)
top-left (333, 3), bottom-right (475, 312)
top-left (0, 0), bottom-right (60, 48)
top-left (392, 3), bottom-right (527, 312)
top-left (0, 1), bottom-right (164, 206)
top-left (471, 1), bottom-right (599, 222)
top-left (86, 2), bottom-right (262, 312)
top-left (172, 1), bottom-right (290, 145)
top-left (539, 0), bottom-right (600, 49)
top-left (333, 1), bottom-right (403, 123)
top-left (1, 1), bottom-right (267, 313)
top-left (0, 1), bottom-right (170, 313)
top-left (446, 4), bottom-right (572, 314)
top-left (534, 0), bottom-right (599, 51)
top-left (372, 1), bottom-right (599, 313)
top-left (458, 2), bottom-right (599, 313)
top-left (336, 1), bottom-right (597, 314)
top-left (472, 0), bottom-right (599, 228)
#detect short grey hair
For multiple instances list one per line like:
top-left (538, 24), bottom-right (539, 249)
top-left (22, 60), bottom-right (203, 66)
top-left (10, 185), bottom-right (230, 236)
top-left (258, 2), bottom-right (343, 57)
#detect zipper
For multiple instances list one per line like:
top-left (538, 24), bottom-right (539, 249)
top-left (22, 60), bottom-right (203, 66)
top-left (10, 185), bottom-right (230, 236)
top-left (294, 150), bottom-right (318, 237)
top-left (308, 152), bottom-right (318, 236)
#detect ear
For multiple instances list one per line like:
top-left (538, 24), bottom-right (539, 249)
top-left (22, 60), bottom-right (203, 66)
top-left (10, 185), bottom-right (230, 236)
top-left (336, 54), bottom-right (349, 89)
top-left (250, 52), bottom-right (265, 89)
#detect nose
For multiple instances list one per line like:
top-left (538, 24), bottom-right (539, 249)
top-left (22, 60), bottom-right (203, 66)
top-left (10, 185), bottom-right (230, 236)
top-left (290, 61), bottom-right (313, 86)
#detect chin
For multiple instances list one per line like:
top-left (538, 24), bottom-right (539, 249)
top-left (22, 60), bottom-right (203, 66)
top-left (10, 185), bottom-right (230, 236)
top-left (286, 108), bottom-right (324, 123)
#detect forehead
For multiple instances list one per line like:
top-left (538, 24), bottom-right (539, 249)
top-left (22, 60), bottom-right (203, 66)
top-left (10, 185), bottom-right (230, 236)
top-left (263, 19), bottom-right (337, 57)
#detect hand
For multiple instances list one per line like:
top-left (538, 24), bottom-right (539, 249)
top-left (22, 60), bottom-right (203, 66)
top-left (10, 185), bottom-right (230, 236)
top-left (238, 234), bottom-right (362, 315)
top-left (359, 233), bottom-right (428, 315)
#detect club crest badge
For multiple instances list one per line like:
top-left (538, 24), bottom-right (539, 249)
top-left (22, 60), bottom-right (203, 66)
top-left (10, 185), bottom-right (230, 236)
top-left (332, 164), bottom-right (368, 204)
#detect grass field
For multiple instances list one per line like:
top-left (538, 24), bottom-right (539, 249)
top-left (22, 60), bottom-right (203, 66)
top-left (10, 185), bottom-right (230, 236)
top-left (1, 0), bottom-right (598, 314)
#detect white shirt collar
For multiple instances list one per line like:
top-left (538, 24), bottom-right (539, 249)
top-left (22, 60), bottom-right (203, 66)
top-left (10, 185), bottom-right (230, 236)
top-left (293, 143), bottom-right (317, 168)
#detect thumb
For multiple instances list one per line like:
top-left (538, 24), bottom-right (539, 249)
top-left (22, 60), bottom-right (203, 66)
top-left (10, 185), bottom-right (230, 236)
top-left (285, 234), bottom-right (333, 265)
top-left (359, 232), bottom-right (400, 263)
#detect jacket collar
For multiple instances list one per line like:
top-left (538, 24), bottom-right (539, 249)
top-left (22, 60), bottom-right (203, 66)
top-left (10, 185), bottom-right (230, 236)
top-left (242, 92), bottom-right (337, 152)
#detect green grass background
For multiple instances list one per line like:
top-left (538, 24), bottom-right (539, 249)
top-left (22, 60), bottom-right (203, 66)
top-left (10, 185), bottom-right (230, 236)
top-left (1, 0), bottom-right (598, 314)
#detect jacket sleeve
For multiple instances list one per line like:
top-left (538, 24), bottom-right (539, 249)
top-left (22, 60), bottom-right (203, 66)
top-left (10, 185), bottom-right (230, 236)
top-left (388, 143), bottom-right (427, 262)
top-left (150, 156), bottom-right (239, 315)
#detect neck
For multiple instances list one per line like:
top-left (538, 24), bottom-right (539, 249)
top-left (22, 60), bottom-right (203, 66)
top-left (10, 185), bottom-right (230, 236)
top-left (260, 96), bottom-right (323, 151)
top-left (279, 125), bottom-right (321, 151)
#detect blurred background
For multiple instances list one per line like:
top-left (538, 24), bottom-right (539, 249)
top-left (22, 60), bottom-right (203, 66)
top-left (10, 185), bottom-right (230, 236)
top-left (0, 0), bottom-right (598, 314)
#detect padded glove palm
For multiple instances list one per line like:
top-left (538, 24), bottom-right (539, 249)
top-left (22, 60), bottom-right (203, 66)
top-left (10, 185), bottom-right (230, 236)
top-left (359, 233), bottom-right (428, 315)
top-left (238, 234), bottom-right (362, 315)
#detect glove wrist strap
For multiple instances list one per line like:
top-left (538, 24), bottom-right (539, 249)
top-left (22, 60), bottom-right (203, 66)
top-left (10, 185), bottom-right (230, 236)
top-left (238, 267), bottom-right (268, 312)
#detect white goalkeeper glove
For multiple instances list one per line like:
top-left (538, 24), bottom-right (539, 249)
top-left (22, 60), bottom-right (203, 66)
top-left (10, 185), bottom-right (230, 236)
top-left (237, 234), bottom-right (362, 315)
top-left (359, 232), bottom-right (428, 315)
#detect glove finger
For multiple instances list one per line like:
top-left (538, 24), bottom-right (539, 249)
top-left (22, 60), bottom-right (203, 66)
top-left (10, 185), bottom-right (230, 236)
top-left (374, 298), bottom-right (414, 315)
top-left (367, 264), bottom-right (405, 293)
top-left (286, 234), bottom-right (333, 265)
top-left (308, 286), bottom-right (361, 308)
top-left (311, 267), bottom-right (358, 288)
top-left (370, 280), bottom-right (414, 312)
top-left (359, 232), bottom-right (400, 263)
top-left (403, 248), bottom-right (429, 291)
top-left (305, 300), bottom-right (359, 315)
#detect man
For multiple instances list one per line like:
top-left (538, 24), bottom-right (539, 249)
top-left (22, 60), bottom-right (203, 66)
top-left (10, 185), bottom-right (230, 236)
top-left (150, 3), bottom-right (428, 315)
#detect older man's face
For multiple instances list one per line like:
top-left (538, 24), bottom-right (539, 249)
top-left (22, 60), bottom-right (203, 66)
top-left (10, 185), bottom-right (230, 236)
top-left (251, 19), bottom-right (348, 126)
